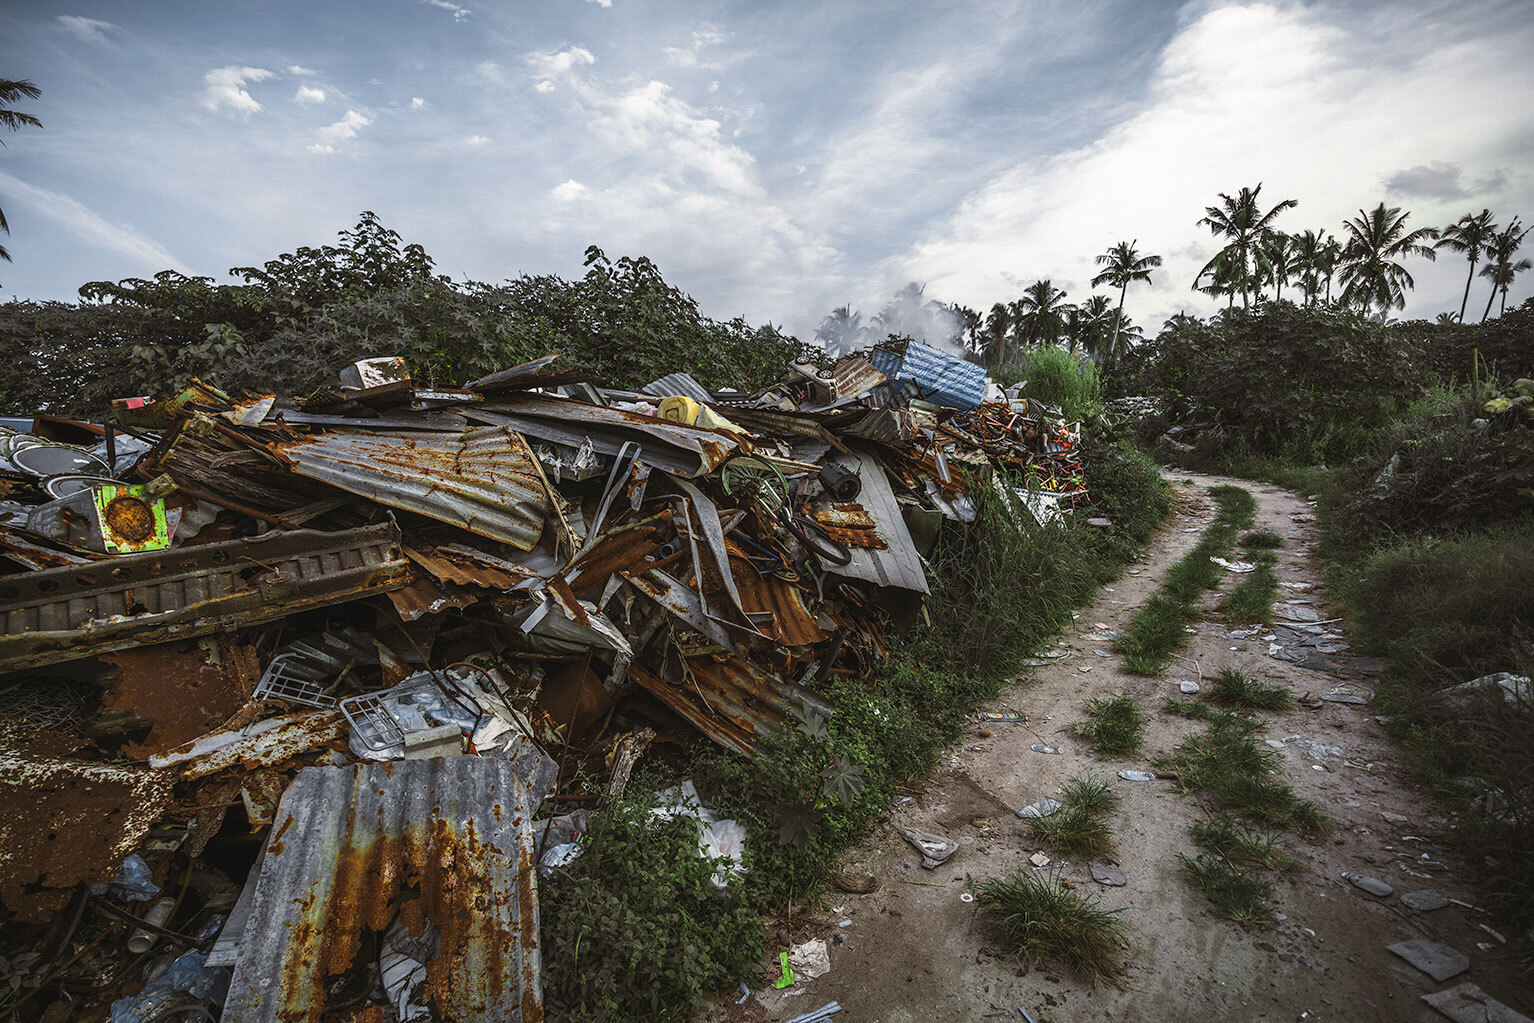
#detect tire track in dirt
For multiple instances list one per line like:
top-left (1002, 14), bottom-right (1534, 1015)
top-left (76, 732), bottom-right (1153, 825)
top-left (710, 472), bottom-right (1533, 1023)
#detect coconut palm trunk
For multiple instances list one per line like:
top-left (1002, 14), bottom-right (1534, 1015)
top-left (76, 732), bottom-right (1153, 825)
top-left (1459, 258), bottom-right (1478, 321)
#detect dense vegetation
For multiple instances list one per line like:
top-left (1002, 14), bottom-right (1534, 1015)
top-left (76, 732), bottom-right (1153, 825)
top-left (0, 213), bottom-right (811, 418)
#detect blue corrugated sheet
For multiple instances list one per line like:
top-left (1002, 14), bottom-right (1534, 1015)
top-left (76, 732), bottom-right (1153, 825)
top-left (870, 341), bottom-right (987, 410)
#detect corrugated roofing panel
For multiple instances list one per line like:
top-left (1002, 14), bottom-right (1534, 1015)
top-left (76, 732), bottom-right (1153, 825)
top-left (627, 655), bottom-right (832, 757)
top-left (281, 425), bottom-right (550, 551)
top-left (223, 757), bottom-right (541, 1023)
top-left (0, 524), bottom-right (407, 671)
top-left (818, 449), bottom-right (929, 593)
top-left (641, 372), bottom-right (713, 404)
top-left (871, 341), bottom-right (987, 410)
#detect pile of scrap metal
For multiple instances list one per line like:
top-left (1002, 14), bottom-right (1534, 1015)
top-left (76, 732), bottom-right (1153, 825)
top-left (0, 341), bottom-right (1090, 1021)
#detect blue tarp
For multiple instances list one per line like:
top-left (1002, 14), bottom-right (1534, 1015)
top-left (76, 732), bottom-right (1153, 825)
top-left (869, 341), bottom-right (987, 410)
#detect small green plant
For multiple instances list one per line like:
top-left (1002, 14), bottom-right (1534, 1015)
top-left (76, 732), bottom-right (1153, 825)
top-left (1241, 530), bottom-right (1284, 549)
top-left (1116, 595), bottom-right (1192, 674)
top-left (1161, 696), bottom-right (1214, 719)
top-left (1190, 815), bottom-right (1302, 871)
top-left (1073, 696), bottom-right (1145, 757)
top-left (1176, 854), bottom-right (1274, 925)
top-left (773, 696), bottom-right (867, 850)
top-left (1209, 668), bottom-right (1292, 711)
top-left (1027, 805), bottom-right (1115, 858)
top-left (1059, 774), bottom-right (1119, 815)
top-left (1222, 558), bottom-right (1279, 623)
top-left (1027, 773), bottom-right (1120, 857)
top-left (973, 869), bottom-right (1130, 985)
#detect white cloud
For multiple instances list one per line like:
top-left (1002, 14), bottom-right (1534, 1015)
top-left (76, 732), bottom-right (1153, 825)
top-left (888, 3), bottom-right (1534, 329)
top-left (466, 135), bottom-right (491, 146)
top-left (527, 45), bottom-right (597, 89)
top-left (288, 65), bottom-right (318, 76)
top-left (308, 109), bottom-right (371, 153)
top-left (587, 0), bottom-right (613, 7)
top-left (294, 85), bottom-right (326, 105)
top-left (198, 66), bottom-right (274, 116)
top-left (55, 15), bottom-right (114, 44)
top-left (551, 179), bottom-right (590, 201)
top-left (664, 25), bottom-right (727, 68)
top-left (410, 96), bottom-right (428, 110)
top-left (534, 80), bottom-right (556, 94)
top-left (0, 169), bottom-right (188, 271)
top-left (421, 0), bottom-right (471, 20)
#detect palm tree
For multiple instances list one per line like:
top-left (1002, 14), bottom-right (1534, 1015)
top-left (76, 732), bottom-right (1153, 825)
top-left (1336, 203), bottom-right (1439, 317)
top-left (814, 305), bottom-right (869, 358)
top-left (1015, 279), bottom-right (1069, 348)
top-left (1091, 239), bottom-right (1162, 373)
top-left (1259, 231), bottom-right (1296, 303)
top-left (1477, 217), bottom-right (1530, 321)
top-left (1291, 230), bottom-right (1335, 306)
top-left (1435, 209), bottom-right (1499, 322)
top-left (0, 78), bottom-right (43, 263)
top-left (1194, 249), bottom-right (1243, 308)
top-left (1076, 294), bottom-right (1116, 362)
top-left (981, 302), bottom-right (1012, 368)
top-left (1194, 184), bottom-right (1298, 308)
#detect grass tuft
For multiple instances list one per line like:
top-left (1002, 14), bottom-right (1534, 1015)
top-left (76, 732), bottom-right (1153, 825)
top-left (1026, 805), bottom-right (1116, 858)
top-left (973, 869), bottom-right (1130, 985)
top-left (1190, 814), bottom-right (1303, 872)
top-left (1222, 556), bottom-right (1279, 623)
top-left (1161, 696), bottom-right (1215, 720)
top-left (1240, 530), bottom-right (1284, 549)
top-left (1116, 595), bottom-right (1192, 675)
top-left (1059, 774), bottom-right (1119, 815)
top-left (1073, 696), bottom-right (1145, 757)
top-left (1176, 854), bottom-right (1274, 925)
top-left (1209, 667), bottom-right (1293, 711)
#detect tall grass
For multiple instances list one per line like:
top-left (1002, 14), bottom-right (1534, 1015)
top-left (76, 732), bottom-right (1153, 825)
top-left (1009, 346), bottom-right (1102, 423)
top-left (974, 870), bottom-right (1130, 985)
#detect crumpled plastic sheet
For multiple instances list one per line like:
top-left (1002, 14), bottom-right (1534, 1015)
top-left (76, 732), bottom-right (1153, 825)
top-left (651, 781), bottom-right (748, 891)
top-left (109, 951), bottom-right (228, 1023)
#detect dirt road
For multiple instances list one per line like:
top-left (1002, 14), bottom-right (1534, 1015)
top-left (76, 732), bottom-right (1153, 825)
top-left (714, 472), bottom-right (1533, 1023)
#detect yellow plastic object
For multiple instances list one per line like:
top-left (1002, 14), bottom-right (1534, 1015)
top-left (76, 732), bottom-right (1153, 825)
top-left (1483, 397), bottom-right (1513, 414)
top-left (657, 396), bottom-right (701, 425)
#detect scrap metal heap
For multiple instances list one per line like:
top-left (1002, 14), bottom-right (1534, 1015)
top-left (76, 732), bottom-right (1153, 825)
top-left (0, 342), bottom-right (1090, 1022)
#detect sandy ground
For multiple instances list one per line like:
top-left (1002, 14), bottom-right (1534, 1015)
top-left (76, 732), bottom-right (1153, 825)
top-left (703, 472), bottom-right (1534, 1023)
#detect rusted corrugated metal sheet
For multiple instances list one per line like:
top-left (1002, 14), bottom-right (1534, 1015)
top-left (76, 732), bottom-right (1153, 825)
top-left (223, 757), bottom-right (541, 1023)
top-left (405, 543), bottom-right (542, 590)
top-left (0, 523), bottom-right (407, 671)
top-left (279, 426), bottom-right (551, 551)
top-left (467, 393), bottom-right (739, 477)
top-left (627, 655), bottom-right (831, 757)
top-left (726, 547), bottom-right (826, 648)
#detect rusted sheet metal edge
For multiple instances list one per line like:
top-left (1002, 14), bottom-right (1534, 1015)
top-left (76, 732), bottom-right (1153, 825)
top-left (0, 524), bottom-right (408, 671)
top-left (223, 758), bottom-right (541, 1023)
top-left (818, 450), bottom-right (930, 594)
top-left (626, 661), bottom-right (755, 757)
top-left (278, 426), bottom-right (549, 551)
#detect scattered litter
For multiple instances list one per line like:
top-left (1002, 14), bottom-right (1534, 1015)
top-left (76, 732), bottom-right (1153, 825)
top-left (1180, 679), bottom-right (1201, 694)
top-left (1387, 939), bottom-right (1470, 982)
top-left (1343, 872), bottom-right (1393, 897)
top-left (831, 870), bottom-right (879, 894)
top-left (897, 826), bottom-right (958, 869)
top-left (980, 712), bottom-right (1027, 723)
top-left (1210, 556), bottom-right (1256, 573)
top-left (1029, 851), bottom-right (1051, 868)
top-left (786, 938), bottom-right (832, 986)
top-left (1282, 735), bottom-right (1343, 763)
top-left (959, 893), bottom-right (974, 903)
top-left (785, 1001), bottom-right (843, 1023)
top-left (1421, 983), bottom-right (1534, 1023)
top-left (1089, 860), bottom-right (1126, 886)
top-left (1222, 625), bottom-right (1263, 639)
top-left (1017, 798), bottom-right (1064, 819)
top-left (1031, 744), bottom-right (1061, 755)
top-left (775, 952), bottom-right (795, 990)
top-left (1117, 769), bottom-right (1154, 782)
top-left (1264, 739), bottom-right (1286, 749)
top-left (737, 982), bottom-right (752, 1004)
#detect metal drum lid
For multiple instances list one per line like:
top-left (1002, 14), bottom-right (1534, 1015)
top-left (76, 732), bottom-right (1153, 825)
top-left (7, 443), bottom-right (111, 479)
top-left (40, 474), bottom-right (122, 499)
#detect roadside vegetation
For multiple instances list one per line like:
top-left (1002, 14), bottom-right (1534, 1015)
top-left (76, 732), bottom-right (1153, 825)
top-left (1115, 484), bottom-right (1255, 673)
top-left (1024, 774), bottom-right (1121, 858)
top-left (1125, 281), bottom-right (1532, 947)
top-left (1072, 696), bottom-right (1145, 758)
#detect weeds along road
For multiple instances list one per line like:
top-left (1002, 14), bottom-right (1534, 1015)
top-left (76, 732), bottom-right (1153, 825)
top-left (707, 472), bottom-right (1534, 1023)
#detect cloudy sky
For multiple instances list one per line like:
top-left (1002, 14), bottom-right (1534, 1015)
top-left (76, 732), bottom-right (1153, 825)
top-left (2, 0), bottom-right (1531, 341)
